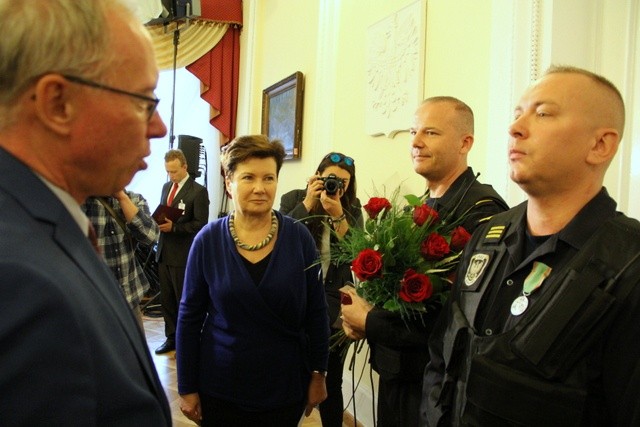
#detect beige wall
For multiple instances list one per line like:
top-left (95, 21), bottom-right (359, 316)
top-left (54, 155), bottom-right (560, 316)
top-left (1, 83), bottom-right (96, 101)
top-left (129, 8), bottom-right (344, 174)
top-left (238, 0), bottom-right (639, 214)
top-left (239, 0), bottom-right (501, 208)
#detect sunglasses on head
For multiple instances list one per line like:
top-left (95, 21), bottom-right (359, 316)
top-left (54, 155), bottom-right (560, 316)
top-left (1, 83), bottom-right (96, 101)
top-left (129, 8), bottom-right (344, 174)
top-left (324, 153), bottom-right (354, 166)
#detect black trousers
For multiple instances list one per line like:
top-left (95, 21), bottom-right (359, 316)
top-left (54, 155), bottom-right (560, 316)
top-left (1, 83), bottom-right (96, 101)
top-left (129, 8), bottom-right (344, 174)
top-left (377, 377), bottom-right (422, 427)
top-left (199, 394), bottom-right (304, 427)
top-left (319, 346), bottom-right (345, 426)
top-left (158, 263), bottom-right (185, 340)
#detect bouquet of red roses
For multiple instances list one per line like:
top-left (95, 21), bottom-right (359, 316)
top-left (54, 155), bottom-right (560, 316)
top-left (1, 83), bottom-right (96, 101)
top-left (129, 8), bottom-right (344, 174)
top-left (332, 188), bottom-right (472, 320)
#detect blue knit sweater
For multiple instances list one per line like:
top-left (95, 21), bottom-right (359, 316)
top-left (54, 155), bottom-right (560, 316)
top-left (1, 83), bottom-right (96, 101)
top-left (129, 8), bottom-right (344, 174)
top-left (176, 211), bottom-right (329, 411)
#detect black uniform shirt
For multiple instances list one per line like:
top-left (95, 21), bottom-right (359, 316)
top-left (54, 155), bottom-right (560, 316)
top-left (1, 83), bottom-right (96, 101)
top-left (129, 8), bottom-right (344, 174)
top-left (471, 188), bottom-right (617, 335)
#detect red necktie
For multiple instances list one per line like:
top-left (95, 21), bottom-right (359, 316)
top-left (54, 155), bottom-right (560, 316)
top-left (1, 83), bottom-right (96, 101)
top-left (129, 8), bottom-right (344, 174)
top-left (167, 182), bottom-right (179, 206)
top-left (87, 223), bottom-right (101, 255)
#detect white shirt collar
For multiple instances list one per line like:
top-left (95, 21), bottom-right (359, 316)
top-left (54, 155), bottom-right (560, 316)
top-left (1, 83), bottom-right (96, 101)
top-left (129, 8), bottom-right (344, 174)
top-left (37, 175), bottom-right (90, 236)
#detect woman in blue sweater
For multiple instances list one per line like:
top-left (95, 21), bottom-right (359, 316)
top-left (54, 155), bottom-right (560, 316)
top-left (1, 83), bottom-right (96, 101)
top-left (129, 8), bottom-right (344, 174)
top-left (176, 135), bottom-right (330, 426)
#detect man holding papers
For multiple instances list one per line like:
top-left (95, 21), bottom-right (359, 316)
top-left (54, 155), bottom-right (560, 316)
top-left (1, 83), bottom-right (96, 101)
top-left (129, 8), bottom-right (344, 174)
top-left (155, 149), bottom-right (209, 354)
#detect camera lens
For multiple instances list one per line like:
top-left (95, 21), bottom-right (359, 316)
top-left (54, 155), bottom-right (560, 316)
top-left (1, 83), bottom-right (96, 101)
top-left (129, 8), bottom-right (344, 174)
top-left (324, 179), bottom-right (339, 195)
top-left (322, 174), bottom-right (344, 195)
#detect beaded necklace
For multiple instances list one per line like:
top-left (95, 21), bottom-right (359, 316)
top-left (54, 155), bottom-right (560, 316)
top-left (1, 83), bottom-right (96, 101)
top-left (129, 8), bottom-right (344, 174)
top-left (229, 210), bottom-right (278, 251)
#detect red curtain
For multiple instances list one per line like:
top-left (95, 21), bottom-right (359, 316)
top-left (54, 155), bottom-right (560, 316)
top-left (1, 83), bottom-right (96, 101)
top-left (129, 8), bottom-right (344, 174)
top-left (186, 0), bottom-right (242, 145)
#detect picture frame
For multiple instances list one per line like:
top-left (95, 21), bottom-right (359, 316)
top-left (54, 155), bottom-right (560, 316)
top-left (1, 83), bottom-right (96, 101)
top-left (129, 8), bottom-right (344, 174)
top-left (261, 71), bottom-right (304, 160)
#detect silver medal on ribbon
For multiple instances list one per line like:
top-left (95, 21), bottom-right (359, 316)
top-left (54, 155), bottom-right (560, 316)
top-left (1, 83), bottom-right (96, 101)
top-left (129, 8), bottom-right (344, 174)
top-left (510, 295), bottom-right (529, 316)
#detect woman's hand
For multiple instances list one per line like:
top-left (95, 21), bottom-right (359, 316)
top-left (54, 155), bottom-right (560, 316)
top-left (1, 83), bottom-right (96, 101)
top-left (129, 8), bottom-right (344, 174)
top-left (319, 189), bottom-right (343, 219)
top-left (303, 175), bottom-right (324, 212)
top-left (179, 392), bottom-right (203, 425)
top-left (305, 372), bottom-right (328, 416)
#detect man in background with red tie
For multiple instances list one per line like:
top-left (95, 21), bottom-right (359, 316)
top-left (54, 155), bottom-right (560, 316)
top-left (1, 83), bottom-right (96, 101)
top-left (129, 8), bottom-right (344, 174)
top-left (155, 149), bottom-right (209, 354)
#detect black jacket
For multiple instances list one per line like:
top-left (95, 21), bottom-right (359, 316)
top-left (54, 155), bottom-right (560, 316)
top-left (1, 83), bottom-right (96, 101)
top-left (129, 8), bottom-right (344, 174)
top-left (156, 178), bottom-right (209, 266)
top-left (279, 188), bottom-right (363, 328)
top-left (423, 189), bottom-right (640, 426)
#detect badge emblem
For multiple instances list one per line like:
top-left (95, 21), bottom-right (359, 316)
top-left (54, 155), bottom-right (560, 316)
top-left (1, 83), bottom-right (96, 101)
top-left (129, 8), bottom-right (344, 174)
top-left (464, 253), bottom-right (490, 287)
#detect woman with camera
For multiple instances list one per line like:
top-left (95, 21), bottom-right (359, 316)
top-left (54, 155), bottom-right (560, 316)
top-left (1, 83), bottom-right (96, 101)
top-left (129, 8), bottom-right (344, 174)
top-left (280, 152), bottom-right (363, 427)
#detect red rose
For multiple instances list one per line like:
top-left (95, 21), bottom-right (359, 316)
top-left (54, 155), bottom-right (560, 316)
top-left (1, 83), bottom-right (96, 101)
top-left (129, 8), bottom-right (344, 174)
top-left (398, 268), bottom-right (433, 302)
top-left (413, 204), bottom-right (439, 226)
top-left (420, 232), bottom-right (451, 260)
top-left (450, 226), bottom-right (472, 251)
top-left (363, 197), bottom-right (392, 219)
top-left (351, 248), bottom-right (384, 281)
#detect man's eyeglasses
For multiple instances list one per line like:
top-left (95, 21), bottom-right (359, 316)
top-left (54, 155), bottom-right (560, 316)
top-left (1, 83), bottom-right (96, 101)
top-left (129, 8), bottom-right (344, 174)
top-left (62, 74), bottom-right (160, 121)
top-left (324, 153), bottom-right (354, 166)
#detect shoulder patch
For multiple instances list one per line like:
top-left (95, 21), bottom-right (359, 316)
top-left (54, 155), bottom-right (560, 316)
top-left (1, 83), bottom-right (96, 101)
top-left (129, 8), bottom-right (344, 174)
top-left (483, 224), bottom-right (509, 244)
top-left (464, 252), bottom-right (491, 288)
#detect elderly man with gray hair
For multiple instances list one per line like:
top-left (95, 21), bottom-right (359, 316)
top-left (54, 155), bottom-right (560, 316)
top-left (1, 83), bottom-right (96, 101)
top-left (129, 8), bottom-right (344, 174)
top-left (0, 0), bottom-right (171, 424)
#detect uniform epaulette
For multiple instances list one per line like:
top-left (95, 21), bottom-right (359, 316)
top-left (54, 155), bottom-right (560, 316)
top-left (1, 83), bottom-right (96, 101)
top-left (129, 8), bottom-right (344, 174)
top-left (474, 198), bottom-right (497, 207)
top-left (477, 215), bottom-right (494, 224)
top-left (482, 224), bottom-right (509, 244)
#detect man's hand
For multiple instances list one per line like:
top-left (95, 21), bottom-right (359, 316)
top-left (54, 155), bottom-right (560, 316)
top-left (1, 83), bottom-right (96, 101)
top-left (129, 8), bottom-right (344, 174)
top-left (113, 189), bottom-right (139, 222)
top-left (340, 288), bottom-right (372, 340)
top-left (113, 190), bottom-right (127, 201)
top-left (158, 218), bottom-right (173, 233)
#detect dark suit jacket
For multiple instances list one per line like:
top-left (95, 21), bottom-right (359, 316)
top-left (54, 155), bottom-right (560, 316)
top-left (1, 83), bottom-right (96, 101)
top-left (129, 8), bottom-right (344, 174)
top-left (0, 148), bottom-right (171, 425)
top-left (156, 178), bottom-right (209, 266)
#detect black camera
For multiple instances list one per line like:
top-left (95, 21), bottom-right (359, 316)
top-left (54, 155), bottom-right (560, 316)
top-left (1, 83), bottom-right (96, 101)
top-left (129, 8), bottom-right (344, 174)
top-left (318, 174), bottom-right (345, 195)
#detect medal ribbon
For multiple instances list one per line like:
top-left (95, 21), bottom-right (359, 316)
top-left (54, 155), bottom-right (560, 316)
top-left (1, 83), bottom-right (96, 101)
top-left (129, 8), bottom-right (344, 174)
top-left (522, 261), bottom-right (552, 296)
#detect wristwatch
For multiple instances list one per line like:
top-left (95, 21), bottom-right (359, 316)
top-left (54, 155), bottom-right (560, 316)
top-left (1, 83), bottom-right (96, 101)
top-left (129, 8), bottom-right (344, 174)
top-left (312, 370), bottom-right (327, 377)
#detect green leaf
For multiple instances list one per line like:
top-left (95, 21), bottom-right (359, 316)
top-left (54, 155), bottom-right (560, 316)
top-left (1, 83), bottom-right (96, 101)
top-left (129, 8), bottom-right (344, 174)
top-left (383, 298), bottom-right (401, 312)
top-left (404, 194), bottom-right (422, 206)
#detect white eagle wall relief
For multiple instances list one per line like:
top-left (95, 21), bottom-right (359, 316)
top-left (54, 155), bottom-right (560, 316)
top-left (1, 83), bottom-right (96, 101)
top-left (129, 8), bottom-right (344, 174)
top-left (365, 1), bottom-right (424, 138)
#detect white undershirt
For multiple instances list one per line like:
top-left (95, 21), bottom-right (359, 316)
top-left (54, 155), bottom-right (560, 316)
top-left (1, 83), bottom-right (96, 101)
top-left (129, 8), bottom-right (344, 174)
top-left (320, 222), bottom-right (331, 279)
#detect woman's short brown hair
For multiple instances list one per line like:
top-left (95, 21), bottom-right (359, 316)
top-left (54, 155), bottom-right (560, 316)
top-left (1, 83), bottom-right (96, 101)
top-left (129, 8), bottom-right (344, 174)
top-left (220, 135), bottom-right (286, 178)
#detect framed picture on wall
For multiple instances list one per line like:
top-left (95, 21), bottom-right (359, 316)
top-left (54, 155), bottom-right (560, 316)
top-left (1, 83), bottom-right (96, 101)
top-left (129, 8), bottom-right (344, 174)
top-left (261, 71), bottom-right (304, 160)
